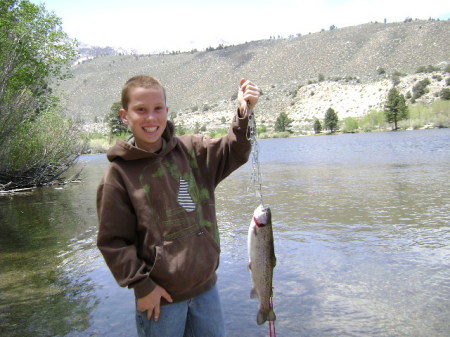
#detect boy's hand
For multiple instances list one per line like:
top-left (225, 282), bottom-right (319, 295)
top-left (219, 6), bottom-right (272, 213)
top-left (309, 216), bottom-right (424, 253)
top-left (137, 284), bottom-right (173, 321)
top-left (238, 78), bottom-right (261, 118)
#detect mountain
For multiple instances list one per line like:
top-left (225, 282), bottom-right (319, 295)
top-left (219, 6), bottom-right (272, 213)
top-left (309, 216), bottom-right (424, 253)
top-left (58, 19), bottom-right (450, 133)
top-left (74, 43), bottom-right (135, 65)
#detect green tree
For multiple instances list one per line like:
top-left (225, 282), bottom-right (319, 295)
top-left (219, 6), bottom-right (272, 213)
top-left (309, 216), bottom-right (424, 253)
top-left (324, 107), bottom-right (339, 133)
top-left (274, 112), bottom-right (293, 132)
top-left (107, 101), bottom-right (129, 135)
top-left (313, 119), bottom-right (322, 134)
top-left (384, 87), bottom-right (408, 130)
top-left (360, 110), bottom-right (386, 131)
top-left (257, 124), bottom-right (267, 136)
top-left (0, 0), bottom-right (81, 189)
top-left (343, 117), bottom-right (358, 133)
top-left (0, 0), bottom-right (77, 106)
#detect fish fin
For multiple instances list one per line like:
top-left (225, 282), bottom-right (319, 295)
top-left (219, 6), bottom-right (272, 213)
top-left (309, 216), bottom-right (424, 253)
top-left (270, 229), bottom-right (276, 267)
top-left (256, 308), bottom-right (276, 325)
top-left (268, 308), bottom-right (276, 322)
top-left (248, 262), bottom-right (251, 270)
top-left (271, 245), bottom-right (276, 268)
top-left (250, 288), bottom-right (258, 299)
top-left (256, 310), bottom-right (267, 325)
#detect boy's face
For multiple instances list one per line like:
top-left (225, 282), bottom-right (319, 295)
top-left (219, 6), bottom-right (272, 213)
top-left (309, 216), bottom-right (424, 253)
top-left (119, 87), bottom-right (168, 153)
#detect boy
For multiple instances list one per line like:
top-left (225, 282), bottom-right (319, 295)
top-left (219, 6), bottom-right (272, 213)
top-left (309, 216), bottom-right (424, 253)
top-left (97, 75), bottom-right (260, 337)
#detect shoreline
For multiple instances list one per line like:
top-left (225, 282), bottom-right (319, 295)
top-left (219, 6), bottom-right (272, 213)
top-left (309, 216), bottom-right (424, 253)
top-left (85, 125), bottom-right (448, 155)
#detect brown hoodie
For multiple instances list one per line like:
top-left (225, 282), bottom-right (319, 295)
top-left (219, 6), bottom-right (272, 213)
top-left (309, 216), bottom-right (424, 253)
top-left (97, 112), bottom-right (251, 303)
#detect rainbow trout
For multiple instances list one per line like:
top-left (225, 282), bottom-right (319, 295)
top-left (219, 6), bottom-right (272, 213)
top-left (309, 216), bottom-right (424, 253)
top-left (248, 204), bottom-right (276, 325)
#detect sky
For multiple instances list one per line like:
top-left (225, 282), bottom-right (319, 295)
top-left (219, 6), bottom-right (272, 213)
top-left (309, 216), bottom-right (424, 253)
top-left (30, 0), bottom-right (450, 54)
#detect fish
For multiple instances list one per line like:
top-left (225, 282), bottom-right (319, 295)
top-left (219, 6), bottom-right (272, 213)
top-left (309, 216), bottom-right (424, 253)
top-left (248, 204), bottom-right (276, 325)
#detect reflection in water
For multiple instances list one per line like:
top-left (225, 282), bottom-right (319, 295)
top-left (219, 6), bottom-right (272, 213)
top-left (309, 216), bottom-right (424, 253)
top-left (1, 130), bottom-right (449, 337)
top-left (0, 187), bottom-right (98, 336)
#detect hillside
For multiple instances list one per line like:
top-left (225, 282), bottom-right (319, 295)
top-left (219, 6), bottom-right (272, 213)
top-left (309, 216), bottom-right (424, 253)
top-left (57, 19), bottom-right (450, 133)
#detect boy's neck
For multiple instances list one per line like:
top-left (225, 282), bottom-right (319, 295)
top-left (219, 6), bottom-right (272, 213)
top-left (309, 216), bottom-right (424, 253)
top-left (132, 138), bottom-right (167, 154)
top-left (155, 138), bottom-right (166, 154)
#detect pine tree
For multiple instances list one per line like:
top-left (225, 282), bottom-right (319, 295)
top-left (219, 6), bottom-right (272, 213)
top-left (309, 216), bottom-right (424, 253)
top-left (384, 87), bottom-right (408, 130)
top-left (324, 108), bottom-right (339, 133)
top-left (107, 101), bottom-right (129, 135)
top-left (313, 119), bottom-right (322, 134)
top-left (274, 112), bottom-right (293, 132)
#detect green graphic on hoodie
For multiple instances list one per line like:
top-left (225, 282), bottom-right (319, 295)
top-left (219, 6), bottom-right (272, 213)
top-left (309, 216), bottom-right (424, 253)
top-left (139, 150), bottom-right (219, 245)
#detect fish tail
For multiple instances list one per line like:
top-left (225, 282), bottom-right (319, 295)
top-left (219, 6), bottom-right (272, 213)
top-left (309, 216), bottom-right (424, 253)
top-left (256, 308), bottom-right (276, 325)
top-left (256, 310), bottom-right (266, 325)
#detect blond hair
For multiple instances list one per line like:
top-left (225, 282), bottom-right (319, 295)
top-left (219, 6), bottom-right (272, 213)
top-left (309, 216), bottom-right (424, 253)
top-left (121, 75), bottom-right (166, 109)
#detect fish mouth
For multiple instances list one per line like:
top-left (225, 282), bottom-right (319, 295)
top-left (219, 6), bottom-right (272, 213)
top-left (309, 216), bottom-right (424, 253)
top-left (253, 216), bottom-right (266, 227)
top-left (253, 205), bottom-right (272, 226)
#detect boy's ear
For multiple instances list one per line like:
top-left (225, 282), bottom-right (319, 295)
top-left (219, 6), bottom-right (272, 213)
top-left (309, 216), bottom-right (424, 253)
top-left (119, 108), bottom-right (129, 125)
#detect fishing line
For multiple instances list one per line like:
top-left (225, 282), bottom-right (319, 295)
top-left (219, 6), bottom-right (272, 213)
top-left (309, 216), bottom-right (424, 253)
top-left (246, 102), bottom-right (277, 336)
top-left (246, 106), bottom-right (264, 206)
top-left (269, 287), bottom-right (277, 337)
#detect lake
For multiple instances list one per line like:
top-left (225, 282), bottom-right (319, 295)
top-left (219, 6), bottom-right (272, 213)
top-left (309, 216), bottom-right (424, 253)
top-left (1, 128), bottom-right (449, 337)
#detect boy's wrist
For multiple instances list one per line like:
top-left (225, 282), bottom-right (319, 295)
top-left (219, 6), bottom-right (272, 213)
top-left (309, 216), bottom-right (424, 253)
top-left (133, 277), bottom-right (157, 299)
top-left (238, 105), bottom-right (252, 119)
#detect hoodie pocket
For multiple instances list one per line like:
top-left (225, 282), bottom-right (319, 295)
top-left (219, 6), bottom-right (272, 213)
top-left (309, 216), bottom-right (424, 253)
top-left (149, 229), bottom-right (220, 294)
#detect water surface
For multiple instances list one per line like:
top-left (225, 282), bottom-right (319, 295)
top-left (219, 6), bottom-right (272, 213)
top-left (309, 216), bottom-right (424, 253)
top-left (1, 129), bottom-right (449, 336)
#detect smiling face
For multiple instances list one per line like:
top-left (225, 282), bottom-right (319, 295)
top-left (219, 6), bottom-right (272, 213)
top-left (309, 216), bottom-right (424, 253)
top-left (119, 86), bottom-right (168, 153)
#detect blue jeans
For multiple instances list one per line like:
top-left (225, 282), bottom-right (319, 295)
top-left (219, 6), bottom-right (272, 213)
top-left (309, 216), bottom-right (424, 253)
top-left (135, 284), bottom-right (225, 337)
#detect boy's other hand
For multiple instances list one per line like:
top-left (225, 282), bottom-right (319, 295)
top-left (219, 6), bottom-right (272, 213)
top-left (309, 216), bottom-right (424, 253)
top-left (137, 284), bottom-right (173, 321)
top-left (238, 78), bottom-right (261, 118)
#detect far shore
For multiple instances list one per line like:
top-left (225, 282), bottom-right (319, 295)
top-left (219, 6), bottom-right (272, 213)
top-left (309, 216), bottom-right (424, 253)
top-left (85, 124), bottom-right (447, 155)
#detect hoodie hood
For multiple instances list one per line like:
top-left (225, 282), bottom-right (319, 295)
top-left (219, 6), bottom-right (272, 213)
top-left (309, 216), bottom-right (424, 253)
top-left (107, 121), bottom-right (177, 162)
